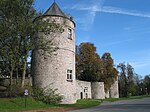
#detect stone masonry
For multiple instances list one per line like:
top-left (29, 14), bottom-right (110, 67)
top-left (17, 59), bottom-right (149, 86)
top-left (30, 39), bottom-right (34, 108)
top-left (110, 78), bottom-right (119, 98)
top-left (31, 2), bottom-right (119, 104)
top-left (32, 2), bottom-right (76, 104)
top-left (91, 82), bottom-right (105, 99)
top-left (76, 80), bottom-right (92, 100)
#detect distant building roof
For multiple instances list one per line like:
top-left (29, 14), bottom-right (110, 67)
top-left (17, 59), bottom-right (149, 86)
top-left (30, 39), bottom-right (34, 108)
top-left (44, 2), bottom-right (68, 18)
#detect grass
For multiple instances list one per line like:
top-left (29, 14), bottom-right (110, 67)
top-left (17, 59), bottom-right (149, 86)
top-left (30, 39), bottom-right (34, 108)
top-left (0, 97), bottom-right (101, 112)
top-left (104, 95), bottom-right (150, 102)
top-left (0, 97), bottom-right (57, 112)
top-left (1, 95), bottom-right (149, 112)
top-left (59, 99), bottom-right (101, 108)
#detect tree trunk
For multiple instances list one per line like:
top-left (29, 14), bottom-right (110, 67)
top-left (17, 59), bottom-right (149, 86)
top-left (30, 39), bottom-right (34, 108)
top-left (16, 67), bottom-right (19, 84)
top-left (10, 65), bottom-right (14, 86)
top-left (21, 59), bottom-right (27, 87)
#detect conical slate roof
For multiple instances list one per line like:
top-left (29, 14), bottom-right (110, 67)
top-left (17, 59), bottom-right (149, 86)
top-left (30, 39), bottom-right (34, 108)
top-left (44, 2), bottom-right (67, 18)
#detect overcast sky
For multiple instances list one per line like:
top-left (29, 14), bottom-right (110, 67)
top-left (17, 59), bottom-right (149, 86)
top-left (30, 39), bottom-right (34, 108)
top-left (34, 0), bottom-right (150, 77)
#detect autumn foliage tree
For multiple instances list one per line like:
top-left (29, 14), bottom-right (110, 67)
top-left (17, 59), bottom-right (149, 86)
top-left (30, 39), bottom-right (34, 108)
top-left (76, 42), bottom-right (103, 82)
top-left (101, 53), bottom-right (118, 90)
top-left (76, 43), bottom-right (118, 91)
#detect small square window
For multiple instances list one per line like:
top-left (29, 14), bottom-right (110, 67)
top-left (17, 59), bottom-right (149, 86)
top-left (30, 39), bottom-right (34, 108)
top-left (84, 87), bottom-right (88, 92)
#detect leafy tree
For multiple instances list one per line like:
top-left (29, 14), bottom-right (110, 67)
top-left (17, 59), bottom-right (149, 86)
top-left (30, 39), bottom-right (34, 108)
top-left (117, 62), bottom-right (141, 97)
top-left (0, 0), bottom-right (62, 87)
top-left (143, 75), bottom-right (150, 95)
top-left (76, 44), bottom-right (118, 92)
top-left (126, 63), bottom-right (136, 96)
top-left (134, 73), bottom-right (142, 96)
top-left (0, 0), bottom-right (20, 85)
top-left (76, 42), bottom-right (103, 82)
top-left (117, 63), bottom-right (128, 97)
top-left (101, 53), bottom-right (118, 91)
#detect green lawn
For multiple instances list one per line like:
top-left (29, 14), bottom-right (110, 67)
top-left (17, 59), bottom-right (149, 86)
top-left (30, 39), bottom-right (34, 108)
top-left (0, 97), bottom-right (101, 112)
top-left (0, 97), bottom-right (57, 112)
top-left (2, 95), bottom-right (149, 112)
top-left (59, 99), bottom-right (100, 109)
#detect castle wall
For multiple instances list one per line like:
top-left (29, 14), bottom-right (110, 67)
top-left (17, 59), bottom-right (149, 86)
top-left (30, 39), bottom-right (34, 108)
top-left (76, 80), bottom-right (91, 100)
top-left (31, 3), bottom-right (119, 104)
top-left (91, 82), bottom-right (105, 99)
top-left (32, 16), bottom-right (76, 104)
top-left (105, 90), bottom-right (110, 98)
top-left (0, 77), bottom-right (32, 87)
top-left (110, 79), bottom-right (119, 98)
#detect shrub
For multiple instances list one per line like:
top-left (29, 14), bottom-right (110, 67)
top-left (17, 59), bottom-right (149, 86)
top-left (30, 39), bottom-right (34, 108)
top-left (6, 84), bottom-right (33, 97)
top-left (32, 87), bottom-right (63, 104)
top-left (6, 84), bottom-right (63, 104)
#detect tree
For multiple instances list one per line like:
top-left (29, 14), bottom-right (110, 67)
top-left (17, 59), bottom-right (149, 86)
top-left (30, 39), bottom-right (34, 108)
top-left (76, 42), bottom-right (103, 82)
top-left (134, 73), bottom-right (142, 96)
top-left (76, 44), bottom-right (118, 91)
top-left (101, 53), bottom-right (118, 91)
top-left (143, 75), bottom-right (150, 95)
top-left (126, 63), bottom-right (136, 96)
top-left (0, 0), bottom-right (21, 85)
top-left (117, 63), bottom-right (128, 97)
top-left (0, 0), bottom-right (62, 87)
top-left (117, 62), bottom-right (141, 97)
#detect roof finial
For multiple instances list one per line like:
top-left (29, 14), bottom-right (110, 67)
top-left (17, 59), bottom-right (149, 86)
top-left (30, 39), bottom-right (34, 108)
top-left (54, 0), bottom-right (56, 3)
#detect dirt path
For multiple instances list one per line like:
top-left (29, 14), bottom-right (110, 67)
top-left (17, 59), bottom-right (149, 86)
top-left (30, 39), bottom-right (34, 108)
top-left (22, 107), bottom-right (78, 112)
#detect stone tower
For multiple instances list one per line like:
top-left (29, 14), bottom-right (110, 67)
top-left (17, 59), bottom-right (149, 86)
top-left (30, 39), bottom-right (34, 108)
top-left (109, 77), bottom-right (119, 98)
top-left (32, 2), bottom-right (76, 104)
top-left (91, 82), bottom-right (105, 99)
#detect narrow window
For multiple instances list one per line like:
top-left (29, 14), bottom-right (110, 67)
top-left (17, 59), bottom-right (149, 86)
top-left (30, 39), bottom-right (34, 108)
top-left (67, 69), bottom-right (73, 82)
top-left (68, 28), bottom-right (72, 39)
top-left (67, 74), bottom-right (70, 79)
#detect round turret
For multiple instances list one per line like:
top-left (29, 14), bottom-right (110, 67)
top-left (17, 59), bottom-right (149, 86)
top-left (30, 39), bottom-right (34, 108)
top-left (32, 2), bottom-right (76, 104)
